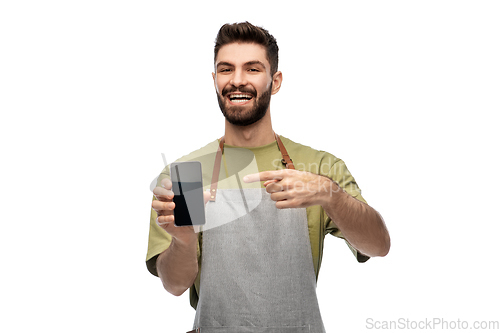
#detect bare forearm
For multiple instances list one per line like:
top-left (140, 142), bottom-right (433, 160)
top-left (321, 180), bottom-right (390, 257)
top-left (243, 169), bottom-right (390, 257)
top-left (156, 238), bottom-right (198, 296)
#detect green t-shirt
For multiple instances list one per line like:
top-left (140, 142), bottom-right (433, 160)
top-left (146, 135), bottom-right (369, 309)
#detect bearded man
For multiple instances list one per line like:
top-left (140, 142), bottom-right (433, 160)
top-left (147, 22), bottom-right (390, 333)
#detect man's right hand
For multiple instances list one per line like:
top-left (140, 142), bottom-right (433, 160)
top-left (152, 178), bottom-right (211, 245)
top-left (152, 177), bottom-right (210, 295)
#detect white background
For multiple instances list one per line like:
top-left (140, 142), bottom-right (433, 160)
top-left (1, 1), bottom-right (499, 332)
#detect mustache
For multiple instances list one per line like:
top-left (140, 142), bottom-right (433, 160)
top-left (221, 86), bottom-right (257, 96)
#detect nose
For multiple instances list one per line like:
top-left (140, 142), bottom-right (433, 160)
top-left (229, 68), bottom-right (248, 88)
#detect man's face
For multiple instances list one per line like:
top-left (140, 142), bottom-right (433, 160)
top-left (213, 43), bottom-right (280, 126)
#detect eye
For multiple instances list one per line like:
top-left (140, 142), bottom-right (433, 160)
top-left (248, 68), bottom-right (259, 72)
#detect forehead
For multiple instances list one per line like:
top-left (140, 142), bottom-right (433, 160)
top-left (215, 42), bottom-right (270, 68)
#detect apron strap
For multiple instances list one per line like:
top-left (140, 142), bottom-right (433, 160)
top-left (276, 133), bottom-right (295, 170)
top-left (209, 133), bottom-right (294, 202)
top-left (209, 138), bottom-right (225, 201)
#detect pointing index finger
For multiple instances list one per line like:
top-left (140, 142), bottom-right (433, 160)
top-left (243, 170), bottom-right (284, 183)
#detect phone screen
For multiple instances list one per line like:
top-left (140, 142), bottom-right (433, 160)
top-left (170, 161), bottom-right (205, 226)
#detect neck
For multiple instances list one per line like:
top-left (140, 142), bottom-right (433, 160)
top-left (223, 110), bottom-right (275, 147)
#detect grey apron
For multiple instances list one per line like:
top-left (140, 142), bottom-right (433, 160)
top-left (189, 134), bottom-right (325, 333)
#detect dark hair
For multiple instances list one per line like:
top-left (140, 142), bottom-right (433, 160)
top-left (214, 22), bottom-right (279, 75)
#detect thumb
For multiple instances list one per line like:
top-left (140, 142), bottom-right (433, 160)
top-left (203, 190), bottom-right (212, 205)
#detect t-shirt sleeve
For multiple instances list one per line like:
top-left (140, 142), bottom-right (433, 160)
top-left (146, 167), bottom-right (173, 276)
top-left (324, 158), bottom-right (370, 263)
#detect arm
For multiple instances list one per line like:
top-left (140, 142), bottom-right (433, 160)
top-left (156, 236), bottom-right (198, 297)
top-left (244, 169), bottom-right (390, 258)
top-left (318, 178), bottom-right (390, 257)
top-left (152, 178), bottom-right (210, 296)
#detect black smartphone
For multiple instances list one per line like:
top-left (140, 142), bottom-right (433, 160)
top-left (170, 161), bottom-right (206, 226)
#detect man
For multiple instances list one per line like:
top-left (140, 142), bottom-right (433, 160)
top-left (147, 22), bottom-right (390, 332)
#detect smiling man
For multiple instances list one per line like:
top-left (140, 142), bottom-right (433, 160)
top-left (147, 22), bottom-right (390, 333)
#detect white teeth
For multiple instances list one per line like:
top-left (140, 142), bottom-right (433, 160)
top-left (229, 94), bottom-right (252, 99)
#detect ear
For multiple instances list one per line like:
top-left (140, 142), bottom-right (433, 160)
top-left (212, 72), bottom-right (218, 93)
top-left (271, 71), bottom-right (283, 95)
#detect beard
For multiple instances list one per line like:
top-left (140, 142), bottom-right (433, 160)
top-left (217, 84), bottom-right (272, 127)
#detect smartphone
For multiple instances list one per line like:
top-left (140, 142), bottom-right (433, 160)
top-left (170, 161), bottom-right (206, 226)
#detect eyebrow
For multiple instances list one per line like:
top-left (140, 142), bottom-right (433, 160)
top-left (244, 61), bottom-right (266, 68)
top-left (216, 61), bottom-right (233, 69)
top-left (216, 60), bottom-right (267, 69)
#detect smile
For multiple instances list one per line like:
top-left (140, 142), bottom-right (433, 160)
top-left (228, 93), bottom-right (254, 105)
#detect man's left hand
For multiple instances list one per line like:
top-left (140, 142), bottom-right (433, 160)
top-left (243, 170), bottom-right (337, 209)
